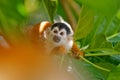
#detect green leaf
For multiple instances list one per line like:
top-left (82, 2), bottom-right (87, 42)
top-left (79, 15), bottom-right (105, 47)
top-left (75, 0), bottom-right (119, 17)
top-left (114, 42), bottom-right (120, 51)
top-left (89, 34), bottom-right (106, 49)
top-left (117, 10), bottom-right (120, 20)
top-left (100, 41), bottom-right (113, 49)
top-left (75, 7), bottom-right (94, 40)
top-left (107, 33), bottom-right (120, 43)
top-left (107, 64), bottom-right (120, 80)
top-left (105, 17), bottom-right (120, 37)
top-left (110, 55), bottom-right (120, 65)
top-left (42, 0), bottom-right (57, 23)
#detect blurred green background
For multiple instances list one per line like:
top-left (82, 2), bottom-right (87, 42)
top-left (0, 0), bottom-right (120, 80)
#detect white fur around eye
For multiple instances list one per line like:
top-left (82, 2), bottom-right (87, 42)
top-left (52, 27), bottom-right (59, 34)
top-left (59, 29), bottom-right (66, 36)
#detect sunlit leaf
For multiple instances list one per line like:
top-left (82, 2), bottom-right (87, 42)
top-left (117, 10), bottom-right (120, 20)
top-left (89, 34), bottom-right (106, 49)
top-left (75, 0), bottom-right (119, 17)
top-left (75, 7), bottom-right (94, 40)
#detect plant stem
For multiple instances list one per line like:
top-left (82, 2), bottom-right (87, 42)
top-left (84, 48), bottom-right (120, 57)
top-left (85, 52), bottom-right (120, 57)
top-left (85, 48), bottom-right (118, 52)
top-left (107, 32), bottom-right (120, 40)
top-left (79, 56), bottom-right (110, 72)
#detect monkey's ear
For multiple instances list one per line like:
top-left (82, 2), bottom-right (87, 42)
top-left (39, 21), bottom-right (52, 37)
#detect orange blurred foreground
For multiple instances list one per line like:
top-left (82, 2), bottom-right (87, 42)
top-left (0, 43), bottom-right (77, 80)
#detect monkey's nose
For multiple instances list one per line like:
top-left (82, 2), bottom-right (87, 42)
top-left (53, 35), bottom-right (61, 43)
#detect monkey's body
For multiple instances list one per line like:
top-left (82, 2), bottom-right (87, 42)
top-left (29, 21), bottom-right (83, 57)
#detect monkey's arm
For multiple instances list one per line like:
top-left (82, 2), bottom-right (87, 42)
top-left (50, 42), bottom-right (84, 58)
top-left (71, 42), bottom-right (84, 59)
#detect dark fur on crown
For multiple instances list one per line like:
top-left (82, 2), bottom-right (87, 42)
top-left (51, 22), bottom-right (71, 35)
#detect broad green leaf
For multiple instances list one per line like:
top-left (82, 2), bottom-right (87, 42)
top-left (42, 0), bottom-right (57, 22)
top-left (100, 41), bottom-right (113, 49)
top-left (107, 64), bottom-right (120, 80)
top-left (75, 7), bottom-right (94, 40)
top-left (96, 62), bottom-right (115, 78)
top-left (114, 42), bottom-right (120, 51)
top-left (75, 0), bottom-right (119, 17)
top-left (117, 10), bottom-right (120, 19)
top-left (79, 15), bottom-right (105, 47)
top-left (105, 17), bottom-right (120, 37)
top-left (89, 34), bottom-right (106, 49)
top-left (110, 55), bottom-right (120, 65)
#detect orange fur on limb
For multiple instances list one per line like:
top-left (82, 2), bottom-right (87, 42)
top-left (71, 42), bottom-right (84, 59)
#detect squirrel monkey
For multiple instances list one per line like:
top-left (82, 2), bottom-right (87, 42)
top-left (30, 20), bottom-right (84, 58)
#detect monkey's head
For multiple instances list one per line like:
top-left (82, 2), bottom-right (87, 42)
top-left (46, 22), bottom-right (74, 46)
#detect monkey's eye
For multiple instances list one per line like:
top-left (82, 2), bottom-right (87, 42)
top-left (53, 30), bottom-right (58, 34)
top-left (60, 32), bottom-right (64, 36)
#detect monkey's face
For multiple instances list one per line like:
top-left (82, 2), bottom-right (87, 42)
top-left (46, 22), bottom-right (73, 46)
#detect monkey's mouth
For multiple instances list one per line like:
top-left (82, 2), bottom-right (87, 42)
top-left (53, 35), bottom-right (61, 43)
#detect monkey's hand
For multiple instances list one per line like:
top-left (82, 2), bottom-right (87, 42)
top-left (71, 42), bottom-right (84, 59)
